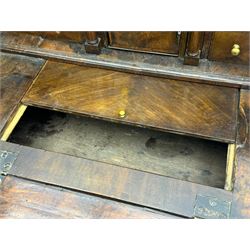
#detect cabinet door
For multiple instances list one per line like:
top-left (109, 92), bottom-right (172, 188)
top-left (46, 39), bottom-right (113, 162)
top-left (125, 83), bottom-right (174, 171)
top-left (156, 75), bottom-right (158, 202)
top-left (108, 32), bottom-right (180, 55)
top-left (208, 32), bottom-right (250, 65)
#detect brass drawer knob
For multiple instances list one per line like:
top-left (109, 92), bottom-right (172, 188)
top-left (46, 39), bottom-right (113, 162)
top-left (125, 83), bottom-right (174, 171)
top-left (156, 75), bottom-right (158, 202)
top-left (231, 44), bottom-right (240, 56)
top-left (118, 110), bottom-right (126, 118)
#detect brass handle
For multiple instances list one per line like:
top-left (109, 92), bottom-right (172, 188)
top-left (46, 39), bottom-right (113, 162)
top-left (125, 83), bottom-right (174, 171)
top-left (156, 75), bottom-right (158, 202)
top-left (231, 44), bottom-right (240, 56)
top-left (118, 110), bottom-right (126, 118)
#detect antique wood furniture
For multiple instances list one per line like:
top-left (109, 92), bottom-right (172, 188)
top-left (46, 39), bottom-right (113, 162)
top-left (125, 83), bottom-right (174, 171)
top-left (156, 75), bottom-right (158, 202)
top-left (0, 32), bottom-right (249, 218)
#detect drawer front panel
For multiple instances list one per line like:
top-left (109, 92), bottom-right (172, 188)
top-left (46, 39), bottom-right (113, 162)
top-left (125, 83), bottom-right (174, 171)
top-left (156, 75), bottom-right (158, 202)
top-left (108, 32), bottom-right (180, 55)
top-left (208, 32), bottom-right (250, 65)
top-left (22, 61), bottom-right (238, 142)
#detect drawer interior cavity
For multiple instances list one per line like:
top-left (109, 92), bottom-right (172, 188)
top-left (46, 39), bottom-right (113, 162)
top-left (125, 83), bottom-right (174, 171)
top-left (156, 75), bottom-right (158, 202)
top-left (7, 106), bottom-right (229, 189)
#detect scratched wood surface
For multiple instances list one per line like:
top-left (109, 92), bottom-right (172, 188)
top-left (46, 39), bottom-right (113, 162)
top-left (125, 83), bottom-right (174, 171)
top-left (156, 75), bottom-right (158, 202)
top-left (1, 32), bottom-right (249, 88)
top-left (0, 176), bottom-right (178, 219)
top-left (0, 52), bottom-right (45, 136)
top-left (108, 32), bottom-right (179, 55)
top-left (22, 60), bottom-right (238, 143)
top-left (0, 141), bottom-right (232, 218)
top-left (231, 89), bottom-right (250, 218)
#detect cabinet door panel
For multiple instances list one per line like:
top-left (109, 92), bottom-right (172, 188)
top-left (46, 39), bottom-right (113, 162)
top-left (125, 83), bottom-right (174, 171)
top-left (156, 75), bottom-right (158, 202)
top-left (108, 32), bottom-right (180, 55)
top-left (208, 32), bottom-right (250, 65)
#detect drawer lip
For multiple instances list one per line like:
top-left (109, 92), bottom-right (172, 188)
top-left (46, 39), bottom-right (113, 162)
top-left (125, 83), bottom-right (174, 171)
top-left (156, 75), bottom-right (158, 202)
top-left (21, 61), bottom-right (238, 143)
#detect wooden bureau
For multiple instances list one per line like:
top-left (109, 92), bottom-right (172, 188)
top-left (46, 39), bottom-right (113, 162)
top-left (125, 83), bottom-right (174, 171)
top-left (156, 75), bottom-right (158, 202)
top-left (0, 32), bottom-right (249, 219)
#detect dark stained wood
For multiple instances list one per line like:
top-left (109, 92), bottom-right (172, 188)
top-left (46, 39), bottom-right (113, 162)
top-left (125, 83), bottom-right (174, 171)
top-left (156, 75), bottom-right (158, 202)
top-left (0, 176), bottom-right (177, 218)
top-left (108, 32), bottom-right (179, 55)
top-left (84, 32), bottom-right (102, 54)
top-left (231, 89), bottom-right (250, 218)
top-left (186, 32), bottom-right (203, 55)
top-left (22, 61), bottom-right (238, 143)
top-left (184, 32), bottom-right (204, 66)
top-left (0, 52), bottom-right (45, 136)
top-left (0, 141), bottom-right (232, 218)
top-left (1, 32), bottom-right (249, 88)
top-left (208, 32), bottom-right (250, 65)
top-left (201, 32), bottom-right (213, 59)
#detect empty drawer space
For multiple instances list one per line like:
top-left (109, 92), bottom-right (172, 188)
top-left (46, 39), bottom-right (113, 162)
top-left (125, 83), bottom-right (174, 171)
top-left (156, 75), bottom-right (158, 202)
top-left (7, 106), bottom-right (229, 188)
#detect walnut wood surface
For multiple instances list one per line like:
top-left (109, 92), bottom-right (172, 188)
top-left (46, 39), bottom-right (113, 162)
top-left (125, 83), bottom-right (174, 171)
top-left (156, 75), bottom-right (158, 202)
top-left (231, 89), bottom-right (250, 218)
top-left (0, 176), bottom-right (177, 218)
top-left (108, 32), bottom-right (179, 55)
top-left (209, 32), bottom-right (250, 65)
top-left (0, 52), bottom-right (45, 136)
top-left (0, 141), bottom-right (232, 218)
top-left (22, 61), bottom-right (238, 142)
top-left (1, 32), bottom-right (249, 88)
top-left (184, 32), bottom-right (204, 65)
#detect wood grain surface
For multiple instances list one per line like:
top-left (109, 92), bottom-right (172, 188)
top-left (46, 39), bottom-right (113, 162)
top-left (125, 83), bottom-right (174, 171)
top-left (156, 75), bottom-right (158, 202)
top-left (108, 32), bottom-right (179, 55)
top-left (209, 32), bottom-right (250, 65)
top-left (0, 52), bottom-right (45, 136)
top-left (22, 61), bottom-right (238, 142)
top-left (0, 176), bottom-right (178, 218)
top-left (1, 32), bottom-right (249, 88)
top-left (231, 89), bottom-right (250, 218)
top-left (0, 141), bottom-right (232, 218)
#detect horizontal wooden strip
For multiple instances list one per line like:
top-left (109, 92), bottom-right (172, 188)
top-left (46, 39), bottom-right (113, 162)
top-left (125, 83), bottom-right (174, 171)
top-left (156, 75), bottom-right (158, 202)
top-left (22, 61), bottom-right (238, 142)
top-left (0, 176), bottom-right (177, 219)
top-left (1, 32), bottom-right (249, 88)
top-left (0, 141), bottom-right (232, 218)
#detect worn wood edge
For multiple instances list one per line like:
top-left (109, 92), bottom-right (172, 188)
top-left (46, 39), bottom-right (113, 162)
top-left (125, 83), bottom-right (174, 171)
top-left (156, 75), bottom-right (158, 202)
top-left (0, 105), bottom-right (28, 141)
top-left (0, 140), bottom-right (232, 218)
top-left (1, 46), bottom-right (249, 89)
top-left (224, 143), bottom-right (236, 191)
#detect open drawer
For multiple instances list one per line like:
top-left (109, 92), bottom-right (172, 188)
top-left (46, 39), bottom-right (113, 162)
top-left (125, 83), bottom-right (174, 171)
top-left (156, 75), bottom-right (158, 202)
top-left (0, 105), bottom-right (234, 218)
top-left (0, 58), bottom-right (238, 218)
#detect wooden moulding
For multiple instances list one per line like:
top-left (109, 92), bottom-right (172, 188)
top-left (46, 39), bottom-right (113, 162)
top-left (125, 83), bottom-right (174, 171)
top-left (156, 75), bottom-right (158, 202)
top-left (1, 32), bottom-right (249, 88)
top-left (184, 32), bottom-right (204, 66)
top-left (84, 32), bottom-right (102, 54)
